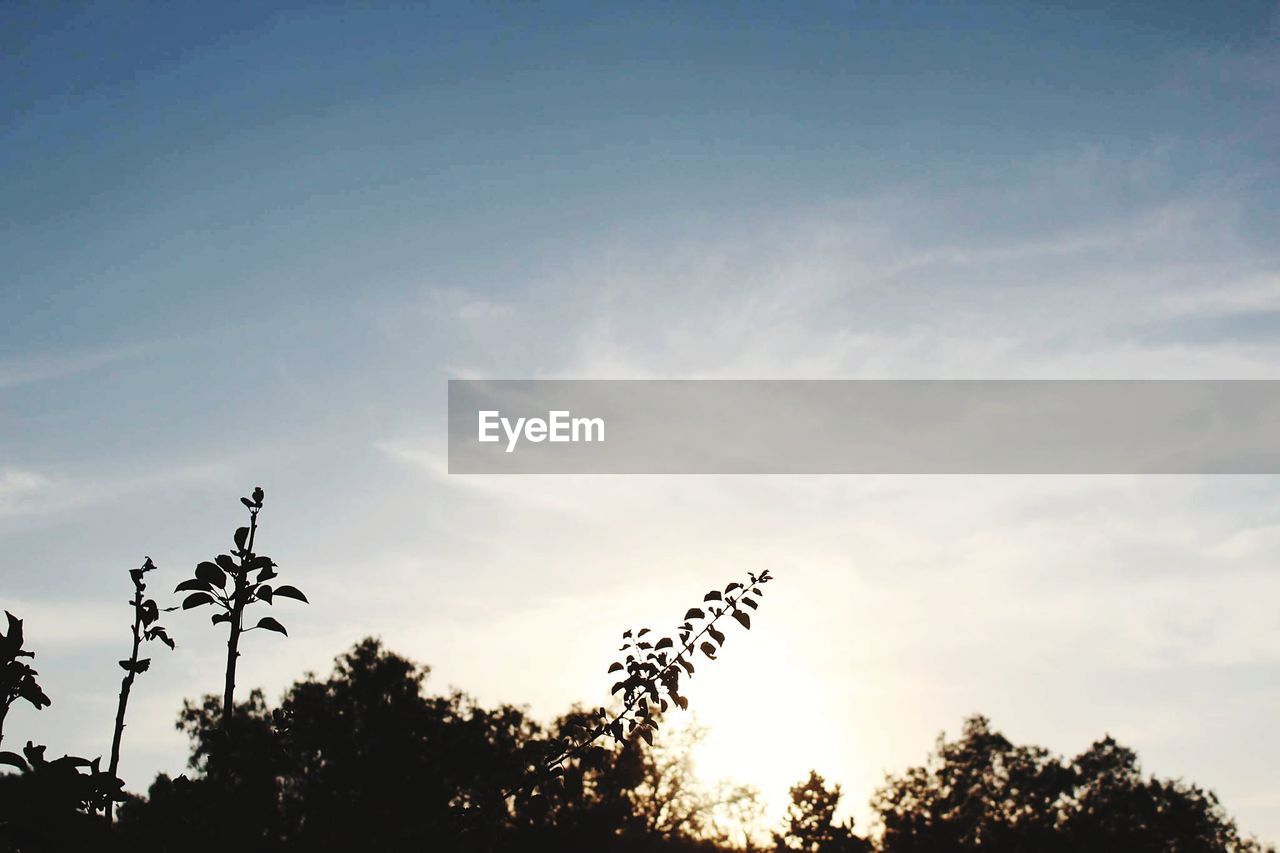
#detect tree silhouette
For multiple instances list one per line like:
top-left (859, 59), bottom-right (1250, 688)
top-left (105, 556), bottom-right (175, 821)
top-left (621, 719), bottom-right (762, 846)
top-left (3, 483), bottom-right (1273, 852)
top-left (103, 640), bottom-right (1275, 853)
top-left (775, 771), bottom-right (871, 853)
top-left (116, 638), bottom-right (775, 852)
top-left (871, 714), bottom-right (1271, 853)
top-left (0, 611), bottom-right (50, 748)
top-left (174, 487), bottom-right (307, 731)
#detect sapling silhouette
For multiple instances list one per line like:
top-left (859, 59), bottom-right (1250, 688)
top-left (104, 556), bottom-right (175, 821)
top-left (512, 570), bottom-right (774, 804)
top-left (0, 611), bottom-right (51, 748)
top-left (174, 487), bottom-right (307, 730)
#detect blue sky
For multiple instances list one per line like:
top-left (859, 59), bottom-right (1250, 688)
top-left (3, 0), bottom-right (1280, 842)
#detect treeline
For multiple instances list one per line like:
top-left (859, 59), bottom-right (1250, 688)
top-left (0, 488), bottom-right (1271, 851)
top-left (2, 635), bottom-right (1270, 852)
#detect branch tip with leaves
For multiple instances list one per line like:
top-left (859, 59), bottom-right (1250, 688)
top-left (511, 570), bottom-right (774, 804)
top-left (174, 487), bottom-right (308, 730)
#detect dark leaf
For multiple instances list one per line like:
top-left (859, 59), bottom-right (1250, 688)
top-left (742, 597), bottom-right (758, 610)
top-left (182, 592), bottom-right (214, 610)
top-left (256, 616), bottom-right (287, 635)
top-left (212, 613), bottom-right (231, 625)
top-left (256, 585), bottom-right (273, 604)
top-left (0, 751), bottom-right (29, 773)
top-left (214, 554), bottom-right (238, 573)
top-left (607, 662), bottom-right (623, 673)
top-left (703, 590), bottom-right (722, 602)
top-left (234, 526), bottom-right (249, 551)
top-left (700, 642), bottom-right (717, 659)
top-left (708, 626), bottom-right (725, 646)
top-left (3, 611), bottom-right (23, 654)
top-left (733, 610), bottom-right (751, 630)
top-left (22, 742), bottom-right (46, 767)
top-left (17, 680), bottom-right (51, 709)
top-left (610, 681), bottom-right (625, 695)
top-left (639, 727), bottom-right (654, 746)
top-left (252, 486), bottom-right (264, 504)
top-left (683, 608), bottom-right (704, 620)
top-left (241, 497), bottom-right (254, 508)
top-left (195, 561), bottom-right (227, 588)
top-left (655, 637), bottom-right (673, 650)
top-left (272, 585), bottom-right (308, 604)
top-left (148, 628), bottom-right (175, 650)
top-left (174, 578), bottom-right (213, 593)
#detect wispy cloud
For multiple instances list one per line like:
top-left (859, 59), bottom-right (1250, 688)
top-left (367, 155), bottom-right (1280, 834)
top-left (0, 345), bottom-right (141, 390)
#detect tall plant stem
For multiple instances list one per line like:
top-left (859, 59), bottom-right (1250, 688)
top-left (106, 586), bottom-right (144, 822)
top-left (222, 506), bottom-right (258, 731)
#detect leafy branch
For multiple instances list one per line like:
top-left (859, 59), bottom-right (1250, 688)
top-left (508, 570), bottom-right (774, 802)
top-left (174, 487), bottom-right (308, 730)
top-left (0, 611), bottom-right (51, 748)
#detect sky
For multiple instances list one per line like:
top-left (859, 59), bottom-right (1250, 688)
top-left (3, 0), bottom-right (1280, 842)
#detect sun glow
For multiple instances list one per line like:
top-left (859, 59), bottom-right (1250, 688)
top-left (672, 633), bottom-right (865, 834)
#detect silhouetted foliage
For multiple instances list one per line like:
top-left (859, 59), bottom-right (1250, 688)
top-left (2, 486), bottom-right (1270, 852)
top-left (526, 714), bottom-right (762, 851)
top-left (0, 615), bottom-right (119, 851)
top-left (775, 771), bottom-right (871, 853)
top-left (174, 487), bottom-right (307, 731)
top-left (106, 556), bottom-right (175, 821)
top-left (525, 570), bottom-right (775, 805)
top-left (116, 638), bottom-right (771, 853)
top-left (872, 714), bottom-right (1271, 853)
top-left (0, 611), bottom-right (50, 747)
top-left (0, 741), bottom-right (121, 850)
top-left (101, 647), bottom-right (1280, 853)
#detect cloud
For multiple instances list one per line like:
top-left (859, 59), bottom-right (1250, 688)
top-left (0, 345), bottom-right (140, 390)
top-left (366, 155), bottom-right (1280, 836)
top-left (0, 468), bottom-right (67, 516)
